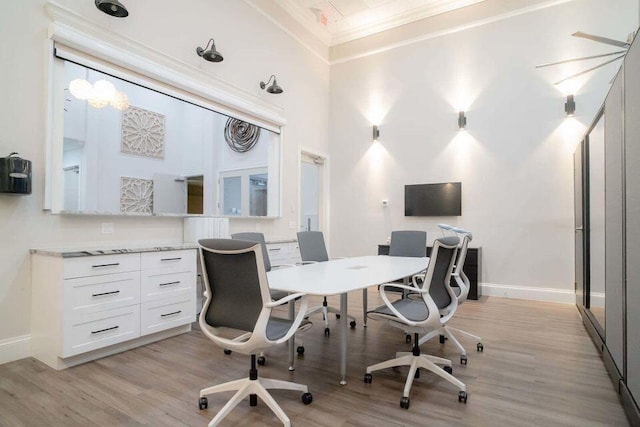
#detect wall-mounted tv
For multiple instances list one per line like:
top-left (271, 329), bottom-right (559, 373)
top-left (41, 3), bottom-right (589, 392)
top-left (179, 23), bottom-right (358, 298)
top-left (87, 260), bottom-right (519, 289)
top-left (405, 182), bottom-right (462, 216)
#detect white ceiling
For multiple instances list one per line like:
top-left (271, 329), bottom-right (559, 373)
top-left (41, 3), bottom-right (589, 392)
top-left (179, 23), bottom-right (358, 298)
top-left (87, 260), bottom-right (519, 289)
top-left (272, 0), bottom-right (487, 46)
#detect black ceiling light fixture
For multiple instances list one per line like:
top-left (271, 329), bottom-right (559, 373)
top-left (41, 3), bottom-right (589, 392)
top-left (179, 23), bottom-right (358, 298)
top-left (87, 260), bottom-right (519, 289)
top-left (95, 0), bottom-right (129, 18)
top-left (196, 39), bottom-right (224, 63)
top-left (260, 75), bottom-right (283, 94)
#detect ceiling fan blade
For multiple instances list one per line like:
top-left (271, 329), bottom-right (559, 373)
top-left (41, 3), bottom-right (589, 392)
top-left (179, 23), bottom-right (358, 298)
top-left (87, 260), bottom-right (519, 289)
top-left (536, 50), bottom-right (627, 68)
top-left (554, 54), bottom-right (625, 85)
top-left (572, 31), bottom-right (630, 48)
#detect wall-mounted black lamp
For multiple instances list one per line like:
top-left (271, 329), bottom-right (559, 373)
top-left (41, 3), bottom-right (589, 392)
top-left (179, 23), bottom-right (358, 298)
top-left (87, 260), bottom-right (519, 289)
top-left (95, 0), bottom-right (128, 17)
top-left (458, 111), bottom-right (467, 130)
top-left (196, 39), bottom-right (224, 63)
top-left (565, 94), bottom-right (576, 116)
top-left (373, 125), bottom-right (380, 140)
top-left (260, 75), bottom-right (283, 94)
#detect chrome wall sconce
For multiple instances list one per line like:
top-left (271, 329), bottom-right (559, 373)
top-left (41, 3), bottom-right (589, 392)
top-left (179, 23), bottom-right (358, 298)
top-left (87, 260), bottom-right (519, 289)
top-left (95, 0), bottom-right (128, 17)
top-left (458, 111), bottom-right (467, 130)
top-left (565, 94), bottom-right (576, 116)
top-left (373, 125), bottom-right (380, 140)
top-left (196, 39), bottom-right (224, 62)
top-left (260, 75), bottom-right (283, 94)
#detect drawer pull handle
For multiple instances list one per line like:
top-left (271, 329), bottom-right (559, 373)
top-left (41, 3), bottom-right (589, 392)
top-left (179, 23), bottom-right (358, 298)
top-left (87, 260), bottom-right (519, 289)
top-left (161, 257), bottom-right (182, 262)
top-left (159, 281), bottom-right (180, 287)
top-left (161, 310), bottom-right (182, 317)
top-left (92, 263), bottom-right (120, 268)
top-left (269, 248), bottom-right (281, 251)
top-left (91, 325), bottom-right (119, 334)
top-left (92, 290), bottom-right (121, 297)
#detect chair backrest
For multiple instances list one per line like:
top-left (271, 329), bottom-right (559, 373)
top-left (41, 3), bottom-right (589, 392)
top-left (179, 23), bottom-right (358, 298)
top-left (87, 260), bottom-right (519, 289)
top-left (231, 232), bottom-right (271, 272)
top-left (452, 229), bottom-right (473, 277)
top-left (297, 231), bottom-right (329, 262)
top-left (198, 238), bottom-right (270, 333)
top-left (389, 230), bottom-right (427, 257)
top-left (424, 236), bottom-right (459, 310)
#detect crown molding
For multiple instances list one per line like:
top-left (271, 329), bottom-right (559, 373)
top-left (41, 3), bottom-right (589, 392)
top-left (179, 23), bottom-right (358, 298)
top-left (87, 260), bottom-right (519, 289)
top-left (45, 1), bottom-right (286, 127)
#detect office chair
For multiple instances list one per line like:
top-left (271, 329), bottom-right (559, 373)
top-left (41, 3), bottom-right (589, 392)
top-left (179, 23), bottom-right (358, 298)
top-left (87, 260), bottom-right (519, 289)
top-left (363, 230), bottom-right (427, 328)
top-left (231, 232), bottom-right (305, 358)
top-left (364, 236), bottom-right (467, 409)
top-left (297, 231), bottom-right (357, 336)
top-left (197, 239), bottom-right (313, 427)
top-left (418, 226), bottom-right (483, 364)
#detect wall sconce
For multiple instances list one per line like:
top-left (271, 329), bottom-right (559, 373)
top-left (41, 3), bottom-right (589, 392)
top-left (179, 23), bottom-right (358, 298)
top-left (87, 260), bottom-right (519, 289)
top-left (458, 111), bottom-right (467, 130)
top-left (373, 125), bottom-right (380, 140)
top-left (196, 39), bottom-right (224, 62)
top-left (95, 0), bottom-right (129, 17)
top-left (260, 75), bottom-right (283, 94)
top-left (565, 94), bottom-right (576, 116)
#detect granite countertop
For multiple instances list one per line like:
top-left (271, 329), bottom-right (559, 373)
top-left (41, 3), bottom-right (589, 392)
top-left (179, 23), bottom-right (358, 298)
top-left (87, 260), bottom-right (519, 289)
top-left (30, 243), bottom-right (198, 258)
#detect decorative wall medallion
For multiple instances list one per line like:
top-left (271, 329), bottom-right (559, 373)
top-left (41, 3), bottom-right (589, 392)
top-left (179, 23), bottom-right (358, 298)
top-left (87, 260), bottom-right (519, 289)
top-left (224, 118), bottom-right (261, 153)
top-left (120, 177), bottom-right (153, 214)
top-left (121, 106), bottom-right (165, 159)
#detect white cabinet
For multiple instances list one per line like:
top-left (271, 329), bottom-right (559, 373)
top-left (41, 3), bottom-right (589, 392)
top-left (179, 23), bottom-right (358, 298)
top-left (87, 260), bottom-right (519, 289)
top-left (31, 247), bottom-right (196, 370)
top-left (266, 240), bottom-right (301, 266)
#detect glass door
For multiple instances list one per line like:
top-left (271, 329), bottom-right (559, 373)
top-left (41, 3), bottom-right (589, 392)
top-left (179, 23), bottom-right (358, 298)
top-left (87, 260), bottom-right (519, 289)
top-left (300, 153), bottom-right (324, 232)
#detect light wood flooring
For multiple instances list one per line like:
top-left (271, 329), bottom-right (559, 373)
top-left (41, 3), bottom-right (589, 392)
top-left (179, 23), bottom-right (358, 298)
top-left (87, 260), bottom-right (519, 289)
top-left (0, 293), bottom-right (629, 427)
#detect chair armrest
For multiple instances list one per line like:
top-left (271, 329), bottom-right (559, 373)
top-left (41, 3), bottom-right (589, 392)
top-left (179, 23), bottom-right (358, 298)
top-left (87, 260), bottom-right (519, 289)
top-left (272, 295), bottom-right (310, 345)
top-left (265, 292), bottom-right (306, 308)
top-left (378, 286), bottom-right (419, 326)
top-left (380, 283), bottom-right (427, 294)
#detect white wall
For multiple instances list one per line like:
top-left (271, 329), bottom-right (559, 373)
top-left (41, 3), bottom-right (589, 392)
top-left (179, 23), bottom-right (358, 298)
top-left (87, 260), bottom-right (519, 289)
top-left (0, 0), bottom-right (329, 362)
top-left (328, 0), bottom-right (638, 300)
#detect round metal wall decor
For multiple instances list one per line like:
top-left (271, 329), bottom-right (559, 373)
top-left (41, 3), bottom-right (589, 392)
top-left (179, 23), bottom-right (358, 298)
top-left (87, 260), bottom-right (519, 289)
top-left (224, 118), bottom-right (261, 153)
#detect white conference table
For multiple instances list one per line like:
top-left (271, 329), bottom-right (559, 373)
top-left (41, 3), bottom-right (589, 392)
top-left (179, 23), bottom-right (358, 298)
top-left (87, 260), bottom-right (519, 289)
top-left (267, 255), bottom-right (428, 385)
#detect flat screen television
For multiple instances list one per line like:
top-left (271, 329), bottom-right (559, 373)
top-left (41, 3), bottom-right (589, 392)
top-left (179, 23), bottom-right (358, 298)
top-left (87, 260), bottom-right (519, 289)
top-left (404, 182), bottom-right (461, 216)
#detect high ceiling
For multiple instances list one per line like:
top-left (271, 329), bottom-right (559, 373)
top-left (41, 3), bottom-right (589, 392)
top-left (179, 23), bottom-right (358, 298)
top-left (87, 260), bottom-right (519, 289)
top-left (268, 0), bottom-right (486, 46)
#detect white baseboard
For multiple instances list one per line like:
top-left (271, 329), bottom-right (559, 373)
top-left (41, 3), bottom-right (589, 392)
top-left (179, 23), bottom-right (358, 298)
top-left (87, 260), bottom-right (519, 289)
top-left (0, 334), bottom-right (31, 365)
top-left (480, 283), bottom-right (575, 305)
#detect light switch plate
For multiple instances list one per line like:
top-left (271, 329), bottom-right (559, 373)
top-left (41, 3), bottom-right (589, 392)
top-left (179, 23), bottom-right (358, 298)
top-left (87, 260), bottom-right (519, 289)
top-left (101, 222), bottom-right (114, 234)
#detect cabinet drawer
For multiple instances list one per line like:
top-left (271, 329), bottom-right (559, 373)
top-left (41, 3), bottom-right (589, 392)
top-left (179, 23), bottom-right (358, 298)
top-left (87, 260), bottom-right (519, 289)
top-left (141, 298), bottom-right (195, 336)
top-left (64, 271), bottom-right (141, 317)
top-left (64, 254), bottom-right (140, 279)
top-left (141, 270), bottom-right (195, 303)
top-left (266, 243), bottom-right (289, 262)
top-left (62, 305), bottom-right (140, 358)
top-left (141, 250), bottom-right (196, 272)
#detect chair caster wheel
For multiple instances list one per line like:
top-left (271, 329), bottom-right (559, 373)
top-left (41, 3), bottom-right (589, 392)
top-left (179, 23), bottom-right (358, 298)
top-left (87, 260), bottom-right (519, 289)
top-left (223, 349), bottom-right (232, 355)
top-left (477, 343), bottom-right (484, 352)
top-left (250, 393), bottom-right (258, 407)
top-left (400, 396), bottom-right (410, 409)
top-left (460, 355), bottom-right (467, 365)
top-left (458, 391), bottom-right (468, 403)
top-left (414, 368), bottom-right (420, 379)
top-left (199, 397), bottom-right (208, 410)
top-left (405, 334), bottom-right (412, 344)
top-left (302, 392), bottom-right (313, 405)
top-left (257, 356), bottom-right (266, 366)
top-left (335, 314), bottom-right (340, 319)
top-left (439, 335), bottom-right (446, 344)
top-left (364, 373), bottom-right (372, 384)
top-left (444, 366), bottom-right (453, 375)
top-left (350, 320), bottom-right (356, 329)
top-left (297, 346), bottom-right (305, 355)
top-left (324, 327), bottom-right (330, 337)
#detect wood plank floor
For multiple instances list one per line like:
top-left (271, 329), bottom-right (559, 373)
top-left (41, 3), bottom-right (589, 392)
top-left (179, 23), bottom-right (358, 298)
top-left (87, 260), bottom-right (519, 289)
top-left (0, 293), bottom-right (629, 427)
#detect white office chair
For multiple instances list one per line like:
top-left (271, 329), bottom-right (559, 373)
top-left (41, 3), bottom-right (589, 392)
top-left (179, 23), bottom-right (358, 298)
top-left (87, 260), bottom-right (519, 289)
top-left (297, 231), bottom-right (357, 336)
top-left (197, 239), bottom-right (313, 427)
top-left (418, 226), bottom-right (483, 364)
top-left (363, 230), bottom-right (427, 327)
top-left (364, 236), bottom-right (468, 409)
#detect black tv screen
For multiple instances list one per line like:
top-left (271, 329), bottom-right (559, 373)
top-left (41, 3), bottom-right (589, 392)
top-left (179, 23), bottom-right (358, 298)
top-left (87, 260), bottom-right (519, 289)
top-left (404, 182), bottom-right (462, 216)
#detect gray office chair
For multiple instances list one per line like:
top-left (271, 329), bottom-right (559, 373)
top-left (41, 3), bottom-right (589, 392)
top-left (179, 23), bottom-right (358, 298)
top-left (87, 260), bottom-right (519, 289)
top-left (197, 239), bottom-right (313, 427)
top-left (364, 236), bottom-right (467, 409)
top-left (363, 230), bottom-right (427, 327)
top-left (231, 232), bottom-right (305, 358)
top-left (418, 226), bottom-right (483, 363)
top-left (297, 231), bottom-right (357, 336)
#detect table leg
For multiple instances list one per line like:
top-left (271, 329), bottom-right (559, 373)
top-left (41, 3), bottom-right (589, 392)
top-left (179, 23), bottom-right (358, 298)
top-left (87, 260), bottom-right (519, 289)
top-left (362, 288), bottom-right (368, 327)
top-left (340, 292), bottom-right (348, 385)
top-left (288, 298), bottom-right (295, 371)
